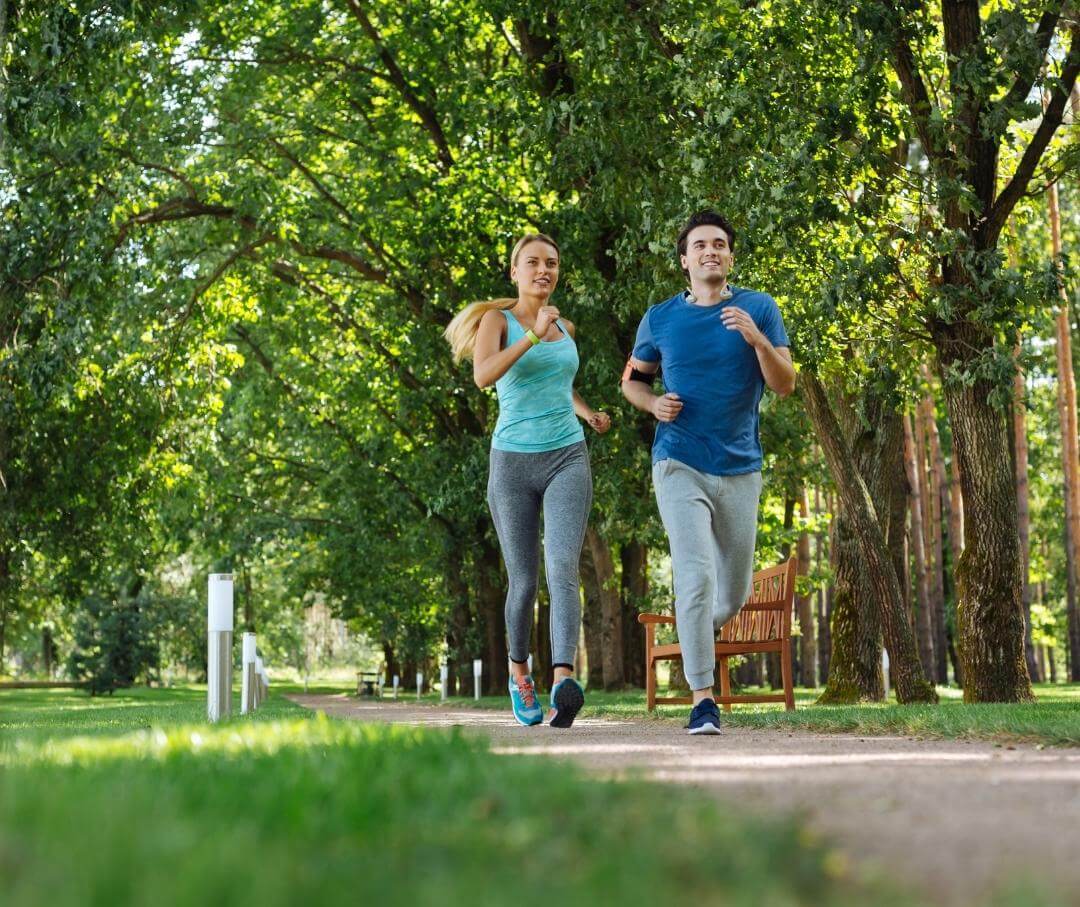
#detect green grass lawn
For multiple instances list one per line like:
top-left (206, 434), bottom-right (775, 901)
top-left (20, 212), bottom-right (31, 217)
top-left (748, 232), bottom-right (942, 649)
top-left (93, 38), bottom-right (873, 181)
top-left (1, 685), bottom-right (907, 907)
top-left (375, 681), bottom-right (1080, 747)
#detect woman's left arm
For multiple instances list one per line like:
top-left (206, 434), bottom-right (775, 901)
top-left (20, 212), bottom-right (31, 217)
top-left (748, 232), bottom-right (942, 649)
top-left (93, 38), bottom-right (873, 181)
top-left (565, 320), bottom-right (611, 433)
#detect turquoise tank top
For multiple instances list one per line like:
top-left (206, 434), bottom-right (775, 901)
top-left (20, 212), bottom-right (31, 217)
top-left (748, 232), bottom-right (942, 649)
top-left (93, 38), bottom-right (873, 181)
top-left (491, 309), bottom-right (586, 453)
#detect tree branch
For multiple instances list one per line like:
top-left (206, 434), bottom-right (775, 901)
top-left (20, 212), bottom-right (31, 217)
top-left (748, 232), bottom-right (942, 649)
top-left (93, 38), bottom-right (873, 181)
top-left (994, 7), bottom-right (1061, 123)
top-left (343, 0), bottom-right (455, 171)
top-left (884, 6), bottom-right (946, 164)
top-left (980, 24), bottom-right (1080, 248)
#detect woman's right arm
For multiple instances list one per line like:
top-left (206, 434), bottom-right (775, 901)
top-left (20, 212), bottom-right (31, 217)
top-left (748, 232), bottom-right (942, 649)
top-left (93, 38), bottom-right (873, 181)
top-left (473, 309), bottom-right (532, 388)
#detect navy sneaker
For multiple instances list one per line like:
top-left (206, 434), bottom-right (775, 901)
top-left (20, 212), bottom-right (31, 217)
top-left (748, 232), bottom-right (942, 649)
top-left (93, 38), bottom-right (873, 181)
top-left (509, 675), bottom-right (543, 726)
top-left (686, 698), bottom-right (722, 735)
top-left (548, 676), bottom-right (585, 728)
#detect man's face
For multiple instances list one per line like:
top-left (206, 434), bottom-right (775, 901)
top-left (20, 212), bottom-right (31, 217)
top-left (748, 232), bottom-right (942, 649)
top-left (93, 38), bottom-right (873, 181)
top-left (680, 225), bottom-right (733, 286)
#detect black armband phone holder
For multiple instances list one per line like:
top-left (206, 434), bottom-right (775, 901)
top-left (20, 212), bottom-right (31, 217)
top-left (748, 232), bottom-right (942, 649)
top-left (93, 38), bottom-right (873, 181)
top-left (621, 359), bottom-right (658, 385)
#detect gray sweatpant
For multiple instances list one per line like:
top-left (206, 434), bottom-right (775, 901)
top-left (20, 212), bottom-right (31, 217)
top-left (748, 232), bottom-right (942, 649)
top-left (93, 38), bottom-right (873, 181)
top-left (487, 441), bottom-right (592, 668)
top-left (652, 458), bottom-right (762, 691)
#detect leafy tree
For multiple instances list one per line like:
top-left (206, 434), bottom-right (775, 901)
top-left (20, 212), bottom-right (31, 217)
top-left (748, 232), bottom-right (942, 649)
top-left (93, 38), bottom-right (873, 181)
top-left (68, 579), bottom-right (158, 694)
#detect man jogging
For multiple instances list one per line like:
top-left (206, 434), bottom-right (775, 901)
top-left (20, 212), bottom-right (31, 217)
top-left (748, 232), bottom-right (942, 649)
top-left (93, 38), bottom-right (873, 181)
top-left (620, 210), bottom-right (795, 734)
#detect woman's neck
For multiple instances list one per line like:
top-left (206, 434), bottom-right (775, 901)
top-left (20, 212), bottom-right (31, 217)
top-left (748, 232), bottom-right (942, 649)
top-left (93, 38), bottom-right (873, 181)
top-left (513, 293), bottom-right (547, 316)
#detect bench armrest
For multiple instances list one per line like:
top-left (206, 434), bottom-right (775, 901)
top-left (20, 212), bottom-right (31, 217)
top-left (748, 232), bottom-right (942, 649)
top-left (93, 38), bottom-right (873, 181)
top-left (637, 613), bottom-right (676, 625)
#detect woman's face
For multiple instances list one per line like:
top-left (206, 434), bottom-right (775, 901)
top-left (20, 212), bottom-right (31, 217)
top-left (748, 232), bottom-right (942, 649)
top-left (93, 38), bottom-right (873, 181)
top-left (510, 240), bottom-right (560, 298)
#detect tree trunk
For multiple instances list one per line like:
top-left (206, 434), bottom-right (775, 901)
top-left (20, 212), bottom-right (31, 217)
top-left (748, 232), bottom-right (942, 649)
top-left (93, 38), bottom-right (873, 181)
top-left (0, 548), bottom-right (9, 671)
top-left (770, 498), bottom-right (796, 691)
top-left (735, 654), bottom-right (761, 688)
top-left (796, 488), bottom-right (816, 686)
top-left (579, 538), bottom-right (605, 690)
top-left (934, 322), bottom-right (1033, 702)
top-left (586, 526), bottom-right (624, 690)
top-left (445, 554), bottom-right (475, 696)
top-left (241, 562), bottom-right (254, 631)
top-left (814, 382), bottom-right (907, 702)
top-left (1049, 181), bottom-right (1080, 681)
top-left (476, 538), bottom-right (509, 695)
top-left (620, 541), bottom-right (647, 688)
top-left (801, 373), bottom-right (936, 704)
top-left (42, 625), bottom-right (52, 678)
top-left (915, 399), bottom-right (940, 680)
top-left (922, 392), bottom-right (949, 683)
top-left (947, 443), bottom-right (965, 687)
top-left (668, 659), bottom-right (692, 692)
top-left (815, 484), bottom-right (831, 684)
top-left (1012, 343), bottom-right (1041, 682)
top-left (382, 641), bottom-right (398, 687)
top-left (905, 413), bottom-right (936, 678)
top-left (535, 582), bottom-right (552, 691)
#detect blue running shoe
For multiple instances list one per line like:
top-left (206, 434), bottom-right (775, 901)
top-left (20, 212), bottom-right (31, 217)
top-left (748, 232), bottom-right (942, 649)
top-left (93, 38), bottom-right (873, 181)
top-left (686, 698), bottom-right (722, 735)
top-left (548, 676), bottom-right (585, 728)
top-left (509, 675), bottom-right (543, 726)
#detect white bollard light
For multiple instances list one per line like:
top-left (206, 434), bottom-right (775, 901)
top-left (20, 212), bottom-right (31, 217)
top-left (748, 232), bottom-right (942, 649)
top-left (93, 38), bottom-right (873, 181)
top-left (241, 632), bottom-right (257, 715)
top-left (473, 658), bottom-right (482, 701)
top-left (392, 674), bottom-right (399, 700)
top-left (207, 574), bottom-right (234, 722)
top-left (440, 663), bottom-right (449, 701)
top-left (882, 648), bottom-right (891, 700)
top-left (416, 671), bottom-right (423, 700)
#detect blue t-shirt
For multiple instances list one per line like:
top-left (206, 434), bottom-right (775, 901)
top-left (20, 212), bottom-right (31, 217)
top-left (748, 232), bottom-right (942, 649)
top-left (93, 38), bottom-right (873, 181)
top-left (631, 287), bottom-right (789, 476)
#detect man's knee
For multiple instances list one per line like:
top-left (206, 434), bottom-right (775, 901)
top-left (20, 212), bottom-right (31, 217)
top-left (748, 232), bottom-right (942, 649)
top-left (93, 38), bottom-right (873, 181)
top-left (674, 572), bottom-right (716, 615)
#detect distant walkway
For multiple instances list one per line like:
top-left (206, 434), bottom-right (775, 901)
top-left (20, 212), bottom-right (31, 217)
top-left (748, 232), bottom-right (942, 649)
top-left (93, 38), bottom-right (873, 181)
top-left (290, 693), bottom-right (1080, 906)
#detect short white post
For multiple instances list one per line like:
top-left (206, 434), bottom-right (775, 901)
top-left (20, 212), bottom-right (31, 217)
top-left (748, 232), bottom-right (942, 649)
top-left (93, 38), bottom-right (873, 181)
top-left (416, 671), bottom-right (423, 700)
top-left (440, 663), bottom-right (448, 701)
top-left (241, 632), bottom-right (257, 715)
top-left (882, 648), bottom-right (891, 700)
top-left (392, 674), bottom-right (399, 700)
top-left (473, 658), bottom-right (482, 701)
top-left (527, 654), bottom-right (533, 673)
top-left (376, 675), bottom-right (384, 698)
top-left (207, 574), bottom-right (234, 722)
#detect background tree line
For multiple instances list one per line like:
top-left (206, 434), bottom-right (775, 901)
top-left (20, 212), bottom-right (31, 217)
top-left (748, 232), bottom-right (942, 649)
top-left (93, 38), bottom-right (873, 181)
top-left (1, 0), bottom-right (1077, 701)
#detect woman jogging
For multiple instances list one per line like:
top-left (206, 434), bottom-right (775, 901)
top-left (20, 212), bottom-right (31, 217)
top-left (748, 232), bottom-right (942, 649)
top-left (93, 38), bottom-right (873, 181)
top-left (444, 234), bottom-right (610, 727)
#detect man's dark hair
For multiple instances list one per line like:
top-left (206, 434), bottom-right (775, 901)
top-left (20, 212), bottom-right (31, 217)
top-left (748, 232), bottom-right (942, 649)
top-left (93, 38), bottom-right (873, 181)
top-left (676, 210), bottom-right (736, 261)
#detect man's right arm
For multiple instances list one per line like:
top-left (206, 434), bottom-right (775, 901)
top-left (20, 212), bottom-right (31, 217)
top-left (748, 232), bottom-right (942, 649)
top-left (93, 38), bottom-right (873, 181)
top-left (620, 358), bottom-right (683, 422)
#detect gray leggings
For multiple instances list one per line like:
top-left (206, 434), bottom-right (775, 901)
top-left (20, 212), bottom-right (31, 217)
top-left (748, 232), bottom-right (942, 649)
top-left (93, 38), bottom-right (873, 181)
top-left (487, 441), bottom-right (592, 668)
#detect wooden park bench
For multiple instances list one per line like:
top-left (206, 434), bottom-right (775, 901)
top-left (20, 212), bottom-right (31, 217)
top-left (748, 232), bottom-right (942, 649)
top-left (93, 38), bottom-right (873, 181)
top-left (638, 557), bottom-right (797, 712)
top-left (355, 671), bottom-right (381, 697)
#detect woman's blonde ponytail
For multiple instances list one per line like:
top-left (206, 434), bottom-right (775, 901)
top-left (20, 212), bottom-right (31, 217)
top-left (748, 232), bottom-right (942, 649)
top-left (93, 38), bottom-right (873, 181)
top-left (443, 298), bottom-right (517, 363)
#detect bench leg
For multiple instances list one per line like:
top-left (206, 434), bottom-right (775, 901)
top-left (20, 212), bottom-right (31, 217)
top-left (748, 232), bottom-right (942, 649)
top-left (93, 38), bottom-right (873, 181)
top-left (781, 642), bottom-right (796, 711)
top-left (718, 657), bottom-right (732, 712)
top-left (645, 625), bottom-right (657, 711)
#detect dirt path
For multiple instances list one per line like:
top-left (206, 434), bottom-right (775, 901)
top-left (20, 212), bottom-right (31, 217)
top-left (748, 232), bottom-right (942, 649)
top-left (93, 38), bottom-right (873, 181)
top-left (290, 694), bottom-right (1080, 905)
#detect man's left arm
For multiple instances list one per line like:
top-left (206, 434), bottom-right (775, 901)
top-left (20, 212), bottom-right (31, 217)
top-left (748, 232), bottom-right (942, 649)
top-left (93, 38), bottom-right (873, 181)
top-left (720, 305), bottom-right (796, 397)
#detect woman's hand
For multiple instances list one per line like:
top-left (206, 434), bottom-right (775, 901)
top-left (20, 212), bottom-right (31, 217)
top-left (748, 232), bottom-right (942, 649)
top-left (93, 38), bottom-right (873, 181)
top-left (533, 305), bottom-right (560, 337)
top-left (587, 411), bottom-right (611, 434)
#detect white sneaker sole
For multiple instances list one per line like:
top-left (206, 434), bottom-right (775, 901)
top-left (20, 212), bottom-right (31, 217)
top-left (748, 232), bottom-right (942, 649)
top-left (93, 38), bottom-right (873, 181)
top-left (687, 722), bottom-right (722, 735)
